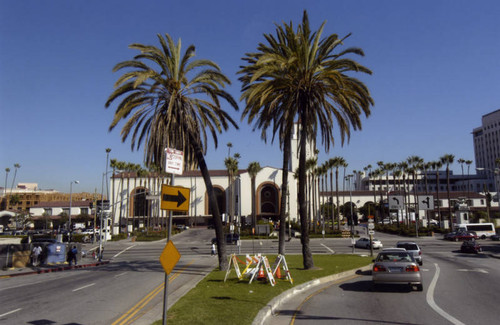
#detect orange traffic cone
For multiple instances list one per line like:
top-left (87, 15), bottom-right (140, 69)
top-left (275, 266), bottom-right (282, 279)
top-left (258, 266), bottom-right (265, 280)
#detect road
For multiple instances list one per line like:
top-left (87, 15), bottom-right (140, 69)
top-left (1, 227), bottom-right (499, 325)
top-left (266, 230), bottom-right (500, 325)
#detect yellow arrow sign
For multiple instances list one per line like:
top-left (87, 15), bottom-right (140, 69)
top-left (160, 185), bottom-right (190, 211)
top-left (159, 241), bottom-right (181, 275)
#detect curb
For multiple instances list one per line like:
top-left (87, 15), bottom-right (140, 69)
top-left (1, 260), bottom-right (110, 278)
top-left (252, 264), bottom-right (373, 325)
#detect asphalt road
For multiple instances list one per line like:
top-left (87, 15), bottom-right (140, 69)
top-left (265, 231), bottom-right (500, 325)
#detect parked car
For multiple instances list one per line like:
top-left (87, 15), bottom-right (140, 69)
top-left (355, 237), bottom-right (383, 249)
top-left (491, 234), bottom-right (500, 241)
top-left (460, 240), bottom-right (482, 254)
top-left (396, 241), bottom-right (422, 265)
top-left (372, 249), bottom-right (423, 291)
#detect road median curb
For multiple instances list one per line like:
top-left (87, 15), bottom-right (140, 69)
top-left (252, 264), bottom-right (372, 325)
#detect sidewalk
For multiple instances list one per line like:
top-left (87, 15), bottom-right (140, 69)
top-left (0, 242), bottom-right (108, 278)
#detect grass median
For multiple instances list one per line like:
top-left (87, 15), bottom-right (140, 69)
top-left (157, 254), bottom-right (372, 325)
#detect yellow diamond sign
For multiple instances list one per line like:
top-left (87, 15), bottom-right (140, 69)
top-left (159, 241), bottom-right (181, 275)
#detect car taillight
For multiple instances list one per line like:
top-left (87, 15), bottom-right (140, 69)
top-left (406, 265), bottom-right (420, 272)
top-left (373, 264), bottom-right (387, 272)
top-left (419, 251), bottom-right (422, 255)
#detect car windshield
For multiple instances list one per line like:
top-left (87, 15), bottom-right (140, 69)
top-left (397, 244), bottom-right (418, 250)
top-left (377, 252), bottom-right (413, 262)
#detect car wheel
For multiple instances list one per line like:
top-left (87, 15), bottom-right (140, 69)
top-left (418, 261), bottom-right (423, 266)
top-left (481, 235), bottom-right (486, 240)
top-left (416, 284), bottom-right (423, 291)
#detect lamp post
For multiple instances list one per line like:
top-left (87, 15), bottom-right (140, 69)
top-left (346, 174), bottom-right (355, 253)
top-left (69, 180), bottom-right (79, 243)
top-left (476, 167), bottom-right (499, 221)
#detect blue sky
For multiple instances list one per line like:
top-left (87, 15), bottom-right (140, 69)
top-left (1, 0), bottom-right (499, 193)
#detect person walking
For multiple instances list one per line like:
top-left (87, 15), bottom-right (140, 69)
top-left (68, 245), bottom-right (78, 266)
top-left (211, 243), bottom-right (216, 256)
top-left (32, 245), bottom-right (42, 266)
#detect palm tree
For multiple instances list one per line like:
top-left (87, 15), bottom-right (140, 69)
top-left (105, 33), bottom-right (238, 269)
top-left (227, 142), bottom-right (233, 158)
top-left (247, 162), bottom-right (262, 230)
top-left (440, 154), bottom-right (455, 227)
top-left (431, 160), bottom-right (443, 228)
top-left (224, 155), bottom-right (239, 223)
top-left (457, 158), bottom-right (465, 192)
top-left (10, 163), bottom-right (20, 195)
top-left (466, 160), bottom-right (473, 196)
top-left (4, 168), bottom-right (9, 196)
top-left (239, 11), bottom-right (373, 269)
top-left (332, 157), bottom-right (346, 230)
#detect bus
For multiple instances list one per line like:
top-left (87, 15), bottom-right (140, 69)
top-left (455, 223), bottom-right (496, 239)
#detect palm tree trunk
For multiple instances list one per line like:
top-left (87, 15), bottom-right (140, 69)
top-left (191, 138), bottom-right (227, 270)
top-left (298, 120), bottom-right (314, 269)
top-left (278, 133), bottom-right (291, 255)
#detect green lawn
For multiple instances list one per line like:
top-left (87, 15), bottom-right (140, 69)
top-left (158, 254), bottom-right (372, 325)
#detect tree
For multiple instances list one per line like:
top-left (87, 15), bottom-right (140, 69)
top-left (105, 33), bottom-right (238, 270)
top-left (431, 160), bottom-right (443, 228)
top-left (239, 11), bottom-right (374, 269)
top-left (224, 154), bottom-right (240, 223)
top-left (10, 163), bottom-right (20, 195)
top-left (247, 162), bottom-right (262, 231)
top-left (440, 154), bottom-right (455, 226)
top-left (4, 168), bottom-right (9, 196)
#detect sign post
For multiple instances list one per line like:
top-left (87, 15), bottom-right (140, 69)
top-left (161, 148), bottom-right (185, 325)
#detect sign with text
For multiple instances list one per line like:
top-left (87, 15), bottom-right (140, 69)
top-left (165, 148), bottom-right (184, 175)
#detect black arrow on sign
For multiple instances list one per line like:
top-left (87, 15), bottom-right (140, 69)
top-left (163, 191), bottom-right (187, 207)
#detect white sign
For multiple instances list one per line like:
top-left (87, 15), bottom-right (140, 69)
top-left (388, 195), bottom-right (404, 210)
top-left (368, 223), bottom-right (375, 230)
top-left (165, 148), bottom-right (184, 175)
top-left (368, 230), bottom-right (375, 235)
top-left (418, 195), bottom-right (435, 210)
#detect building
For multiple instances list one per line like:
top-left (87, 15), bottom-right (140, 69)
top-left (473, 109), bottom-right (500, 188)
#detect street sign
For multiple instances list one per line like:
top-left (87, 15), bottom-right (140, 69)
top-left (159, 241), bottom-right (181, 275)
top-left (160, 185), bottom-right (190, 211)
top-left (165, 148), bottom-right (184, 175)
top-left (388, 195), bottom-right (404, 210)
top-left (368, 223), bottom-right (375, 230)
top-left (368, 230), bottom-right (375, 235)
top-left (418, 195), bottom-right (435, 210)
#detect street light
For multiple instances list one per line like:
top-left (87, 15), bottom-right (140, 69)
top-left (346, 174), bottom-right (355, 253)
top-left (69, 180), bottom-right (79, 243)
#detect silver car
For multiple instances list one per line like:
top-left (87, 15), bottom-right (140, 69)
top-left (396, 241), bottom-right (422, 265)
top-left (372, 249), bottom-right (423, 291)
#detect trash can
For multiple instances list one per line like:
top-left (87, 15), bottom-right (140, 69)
top-left (46, 243), bottom-right (67, 264)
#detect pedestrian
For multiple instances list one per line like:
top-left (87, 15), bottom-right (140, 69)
top-left (32, 245), bottom-right (42, 266)
top-left (211, 243), bottom-right (216, 256)
top-left (68, 245), bottom-right (78, 266)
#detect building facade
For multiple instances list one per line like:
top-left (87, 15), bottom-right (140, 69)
top-left (473, 109), bottom-right (500, 186)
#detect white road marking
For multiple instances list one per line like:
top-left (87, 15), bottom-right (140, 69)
top-left (113, 244), bottom-right (136, 259)
top-left (457, 268), bottom-right (489, 273)
top-left (426, 263), bottom-right (465, 325)
top-left (321, 243), bottom-right (335, 254)
top-left (72, 283), bottom-right (96, 292)
top-left (0, 308), bottom-right (22, 318)
top-left (114, 272), bottom-right (128, 278)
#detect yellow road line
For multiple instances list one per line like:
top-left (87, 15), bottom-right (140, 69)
top-left (112, 259), bottom-right (195, 325)
top-left (290, 274), bottom-right (361, 325)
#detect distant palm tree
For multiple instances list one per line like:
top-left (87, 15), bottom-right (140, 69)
top-left (105, 33), bottom-right (238, 269)
top-left (4, 168), bottom-right (9, 197)
top-left (440, 154), bottom-right (455, 226)
top-left (224, 155), bottom-right (239, 222)
top-left (239, 11), bottom-right (373, 268)
top-left (466, 160), bottom-right (473, 196)
top-left (10, 163), bottom-right (20, 195)
top-left (431, 160), bottom-right (443, 228)
top-left (247, 162), bottom-right (262, 231)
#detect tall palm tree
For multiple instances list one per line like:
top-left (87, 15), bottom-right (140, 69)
top-left (10, 163), bottom-right (20, 195)
top-left (4, 168), bottom-right (9, 196)
top-left (466, 160), bottom-right (473, 196)
top-left (247, 162), bottom-right (262, 231)
top-left (239, 11), bottom-right (373, 268)
top-left (333, 157), bottom-right (346, 230)
top-left (105, 33), bottom-right (238, 269)
top-left (457, 158), bottom-right (465, 192)
top-left (440, 154), bottom-right (455, 227)
top-left (224, 155), bottom-right (239, 223)
top-left (431, 160), bottom-right (443, 228)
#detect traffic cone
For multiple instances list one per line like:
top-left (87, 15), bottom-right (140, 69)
top-left (258, 266), bottom-right (265, 280)
top-left (275, 266), bottom-right (282, 279)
